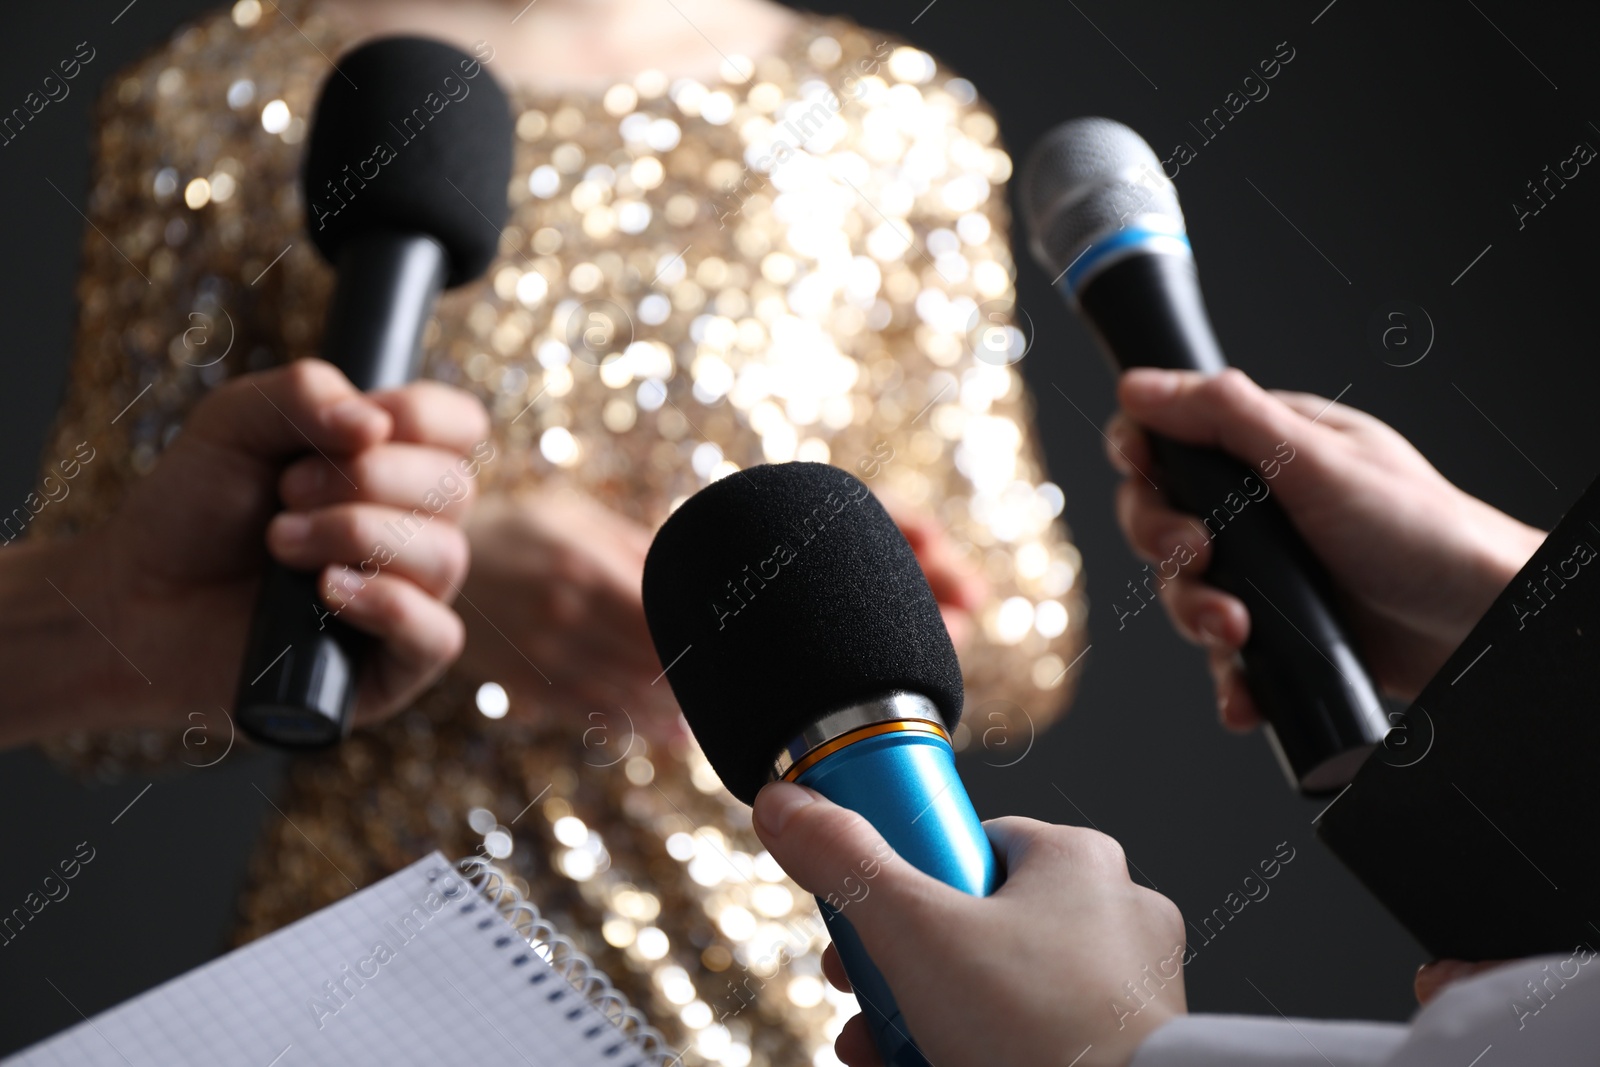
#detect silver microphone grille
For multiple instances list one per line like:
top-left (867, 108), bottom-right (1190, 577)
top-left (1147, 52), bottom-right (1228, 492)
top-left (1020, 117), bottom-right (1186, 276)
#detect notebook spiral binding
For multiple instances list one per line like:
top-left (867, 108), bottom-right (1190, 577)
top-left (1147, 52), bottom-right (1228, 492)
top-left (449, 855), bottom-right (681, 1066)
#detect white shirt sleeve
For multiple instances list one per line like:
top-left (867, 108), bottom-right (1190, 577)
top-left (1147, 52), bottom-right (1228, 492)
top-left (1128, 1014), bottom-right (1406, 1067)
top-left (1383, 950), bottom-right (1596, 1066)
top-left (1128, 951), bottom-right (1599, 1067)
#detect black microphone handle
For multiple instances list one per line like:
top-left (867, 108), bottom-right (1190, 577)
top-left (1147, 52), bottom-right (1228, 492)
top-left (1078, 254), bottom-right (1390, 793)
top-left (234, 232), bottom-right (448, 749)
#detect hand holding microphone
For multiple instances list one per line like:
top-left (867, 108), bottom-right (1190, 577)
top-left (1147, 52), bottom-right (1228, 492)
top-left (0, 360), bottom-right (487, 749)
top-left (1106, 368), bottom-right (1545, 731)
top-left (753, 785), bottom-right (1188, 1067)
top-left (234, 36), bottom-right (513, 747)
top-left (642, 462), bottom-right (994, 1067)
top-left (1021, 117), bottom-right (1393, 793)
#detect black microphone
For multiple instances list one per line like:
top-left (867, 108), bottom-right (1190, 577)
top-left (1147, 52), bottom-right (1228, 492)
top-left (234, 37), bottom-right (513, 749)
top-left (642, 462), bottom-right (996, 1067)
top-left (1020, 116), bottom-right (1389, 794)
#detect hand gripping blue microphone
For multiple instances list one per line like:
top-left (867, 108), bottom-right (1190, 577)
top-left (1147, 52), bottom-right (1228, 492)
top-left (642, 462), bottom-right (996, 1067)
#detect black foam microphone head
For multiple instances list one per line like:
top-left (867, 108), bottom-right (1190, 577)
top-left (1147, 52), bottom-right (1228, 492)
top-left (642, 462), bottom-right (964, 805)
top-left (302, 36), bottom-right (513, 286)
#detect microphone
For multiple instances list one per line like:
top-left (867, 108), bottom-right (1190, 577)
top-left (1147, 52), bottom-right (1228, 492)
top-left (234, 37), bottom-right (513, 749)
top-left (1020, 116), bottom-right (1389, 794)
top-left (642, 462), bottom-right (995, 1067)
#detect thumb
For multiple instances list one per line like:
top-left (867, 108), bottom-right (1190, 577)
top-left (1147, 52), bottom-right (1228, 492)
top-left (752, 783), bottom-right (946, 942)
top-left (1117, 367), bottom-right (1336, 501)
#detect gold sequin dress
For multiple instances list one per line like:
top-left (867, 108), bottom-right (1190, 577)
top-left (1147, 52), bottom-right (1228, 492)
top-left (36, 2), bottom-right (1087, 1063)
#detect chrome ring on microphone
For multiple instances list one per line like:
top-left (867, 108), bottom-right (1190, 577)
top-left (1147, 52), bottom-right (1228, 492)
top-left (769, 691), bottom-right (950, 783)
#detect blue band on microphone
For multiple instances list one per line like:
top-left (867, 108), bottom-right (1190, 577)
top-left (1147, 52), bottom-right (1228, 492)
top-left (1063, 226), bottom-right (1192, 297)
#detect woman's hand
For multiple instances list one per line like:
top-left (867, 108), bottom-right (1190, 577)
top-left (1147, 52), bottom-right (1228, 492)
top-left (20, 360), bottom-right (488, 742)
top-left (1107, 368), bottom-right (1545, 731)
top-left (452, 487), bottom-right (989, 737)
top-left (753, 783), bottom-right (1187, 1067)
top-left (882, 499), bottom-right (988, 652)
top-left (453, 486), bottom-right (682, 734)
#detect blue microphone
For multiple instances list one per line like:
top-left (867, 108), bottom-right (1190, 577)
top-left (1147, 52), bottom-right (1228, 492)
top-left (642, 462), bottom-right (996, 1066)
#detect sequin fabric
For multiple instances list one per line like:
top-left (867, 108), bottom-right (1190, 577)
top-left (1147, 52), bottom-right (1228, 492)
top-left (34, 2), bottom-right (1087, 1063)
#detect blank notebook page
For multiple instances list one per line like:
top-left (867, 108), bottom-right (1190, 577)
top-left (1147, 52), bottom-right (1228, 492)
top-left (5, 852), bottom-right (649, 1067)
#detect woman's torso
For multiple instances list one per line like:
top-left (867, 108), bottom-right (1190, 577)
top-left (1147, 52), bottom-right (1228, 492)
top-left (40, 4), bottom-right (1088, 1063)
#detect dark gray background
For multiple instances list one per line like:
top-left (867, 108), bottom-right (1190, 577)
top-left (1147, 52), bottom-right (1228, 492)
top-left (4, 0), bottom-right (1598, 1056)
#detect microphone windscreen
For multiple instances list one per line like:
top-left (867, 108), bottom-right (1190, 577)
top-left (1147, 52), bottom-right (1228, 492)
top-left (1019, 116), bottom-right (1185, 275)
top-left (302, 36), bottom-right (513, 286)
top-left (642, 463), bottom-right (964, 805)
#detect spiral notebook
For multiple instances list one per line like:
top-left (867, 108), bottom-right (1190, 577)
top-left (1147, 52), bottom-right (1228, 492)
top-left (3, 853), bottom-right (676, 1066)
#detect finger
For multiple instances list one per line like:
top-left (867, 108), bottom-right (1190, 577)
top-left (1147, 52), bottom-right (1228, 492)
top-left (983, 817), bottom-right (1127, 892)
top-left (185, 359), bottom-right (391, 462)
top-left (1271, 389), bottom-right (1368, 433)
top-left (1114, 478), bottom-right (1213, 571)
top-left (1104, 411), bottom-right (1153, 478)
top-left (1155, 576), bottom-right (1249, 649)
top-left (534, 579), bottom-right (661, 673)
top-left (982, 815), bottom-right (1051, 884)
top-left (268, 504), bottom-right (471, 598)
top-left (891, 509), bottom-right (986, 612)
top-left (321, 568), bottom-right (467, 723)
top-left (370, 381), bottom-right (492, 454)
top-left (892, 507), bottom-right (935, 551)
top-left (461, 599), bottom-right (662, 713)
top-left (919, 544), bottom-right (986, 613)
top-left (821, 943), bottom-right (852, 992)
top-left (834, 1015), bottom-right (884, 1067)
top-left (280, 443), bottom-right (480, 520)
top-left (751, 784), bottom-right (954, 938)
top-left (531, 681), bottom-right (682, 746)
top-left (1210, 649), bottom-right (1262, 732)
top-left (940, 605), bottom-right (975, 652)
top-left (1117, 368), bottom-right (1333, 488)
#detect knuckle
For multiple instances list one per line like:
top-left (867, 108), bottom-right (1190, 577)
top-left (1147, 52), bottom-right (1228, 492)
top-left (339, 452), bottom-right (380, 494)
top-left (1035, 822), bottom-right (1093, 863)
top-left (1212, 366), bottom-right (1253, 397)
top-left (547, 584), bottom-right (586, 626)
top-left (434, 608), bottom-right (467, 662)
top-left (987, 815), bottom-right (1033, 838)
top-left (1156, 893), bottom-right (1185, 935)
top-left (1140, 888), bottom-right (1186, 940)
top-left (325, 506), bottom-right (371, 551)
top-left (450, 468), bottom-right (480, 509)
top-left (437, 527), bottom-right (471, 586)
top-left (387, 386), bottom-right (427, 422)
top-left (1200, 369), bottom-right (1242, 411)
top-left (1211, 368), bottom-right (1271, 421)
top-left (1131, 502), bottom-right (1167, 544)
top-left (280, 358), bottom-right (332, 400)
top-left (194, 374), bottom-right (257, 427)
top-left (1113, 482), bottom-right (1141, 535)
top-left (1070, 827), bottom-right (1127, 871)
top-left (209, 373), bottom-right (253, 407)
top-left (369, 581), bottom-right (413, 631)
top-left (459, 395), bottom-right (492, 440)
top-left (807, 805), bottom-right (877, 866)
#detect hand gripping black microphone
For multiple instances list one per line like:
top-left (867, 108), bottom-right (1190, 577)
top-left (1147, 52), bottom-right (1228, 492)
top-left (234, 37), bottom-right (512, 748)
top-left (1020, 117), bottom-right (1389, 794)
top-left (643, 462), bottom-right (996, 1067)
